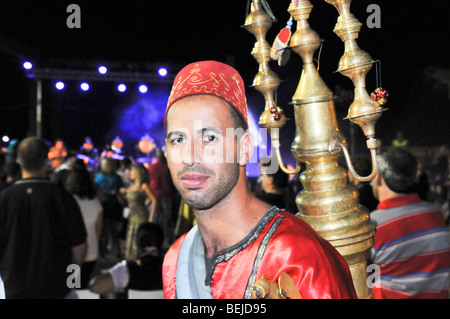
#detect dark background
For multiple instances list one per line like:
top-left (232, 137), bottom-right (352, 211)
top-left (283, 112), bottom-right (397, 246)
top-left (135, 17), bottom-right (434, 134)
top-left (0, 0), bottom-right (449, 167)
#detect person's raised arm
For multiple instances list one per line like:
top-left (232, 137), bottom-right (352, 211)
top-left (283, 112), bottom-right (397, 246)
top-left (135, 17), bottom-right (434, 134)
top-left (89, 272), bottom-right (115, 295)
top-left (71, 243), bottom-right (87, 267)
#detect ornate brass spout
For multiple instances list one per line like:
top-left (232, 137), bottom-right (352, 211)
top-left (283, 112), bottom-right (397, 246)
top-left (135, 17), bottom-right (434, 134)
top-left (245, 0), bottom-right (380, 299)
top-left (329, 136), bottom-right (378, 182)
top-left (270, 127), bottom-right (301, 175)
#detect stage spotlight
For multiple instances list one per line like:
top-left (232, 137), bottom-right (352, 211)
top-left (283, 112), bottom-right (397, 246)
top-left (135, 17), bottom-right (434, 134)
top-left (158, 67), bottom-right (168, 77)
top-left (98, 66), bottom-right (107, 75)
top-left (2, 135), bottom-right (9, 143)
top-left (117, 84), bottom-right (127, 92)
top-left (138, 84), bottom-right (148, 93)
top-left (55, 81), bottom-right (65, 90)
top-left (80, 82), bottom-right (90, 91)
top-left (23, 61), bottom-right (33, 70)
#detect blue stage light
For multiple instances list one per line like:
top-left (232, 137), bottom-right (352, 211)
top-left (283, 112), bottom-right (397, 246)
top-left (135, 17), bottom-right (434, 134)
top-left (138, 84), bottom-right (148, 93)
top-left (80, 82), bottom-right (90, 91)
top-left (117, 83), bottom-right (127, 92)
top-left (98, 66), bottom-right (107, 75)
top-left (55, 81), bottom-right (65, 90)
top-left (158, 67), bottom-right (168, 77)
top-left (23, 61), bottom-right (33, 70)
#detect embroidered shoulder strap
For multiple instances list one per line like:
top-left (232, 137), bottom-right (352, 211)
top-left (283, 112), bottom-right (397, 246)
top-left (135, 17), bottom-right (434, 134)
top-left (243, 216), bottom-right (283, 299)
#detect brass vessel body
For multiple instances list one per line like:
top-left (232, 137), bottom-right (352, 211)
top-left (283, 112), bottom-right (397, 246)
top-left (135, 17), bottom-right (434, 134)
top-left (245, 0), bottom-right (380, 299)
top-left (288, 0), bottom-right (376, 299)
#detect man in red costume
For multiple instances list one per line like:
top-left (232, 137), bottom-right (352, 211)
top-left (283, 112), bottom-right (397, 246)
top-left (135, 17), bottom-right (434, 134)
top-left (162, 60), bottom-right (357, 299)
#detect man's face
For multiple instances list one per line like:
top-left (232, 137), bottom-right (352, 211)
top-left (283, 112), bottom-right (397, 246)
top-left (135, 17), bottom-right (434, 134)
top-left (129, 166), bottom-right (137, 181)
top-left (165, 95), bottom-right (241, 210)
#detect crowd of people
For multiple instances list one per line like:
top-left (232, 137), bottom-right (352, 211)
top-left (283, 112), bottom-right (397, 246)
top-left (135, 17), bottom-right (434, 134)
top-left (0, 137), bottom-right (178, 299)
top-left (0, 131), bottom-right (449, 299)
top-left (0, 61), bottom-right (448, 299)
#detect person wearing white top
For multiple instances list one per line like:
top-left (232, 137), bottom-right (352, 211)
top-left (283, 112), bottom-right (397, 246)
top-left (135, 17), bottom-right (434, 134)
top-left (0, 274), bottom-right (5, 299)
top-left (64, 167), bottom-right (103, 289)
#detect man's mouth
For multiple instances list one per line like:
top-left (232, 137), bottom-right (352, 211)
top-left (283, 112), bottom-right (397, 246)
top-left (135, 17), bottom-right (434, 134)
top-left (180, 173), bottom-right (209, 189)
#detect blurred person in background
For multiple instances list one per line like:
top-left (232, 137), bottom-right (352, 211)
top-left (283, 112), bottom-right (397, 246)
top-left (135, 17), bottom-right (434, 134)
top-left (256, 157), bottom-right (297, 214)
top-left (120, 163), bottom-right (157, 260)
top-left (147, 149), bottom-right (175, 247)
top-left (95, 157), bottom-right (124, 258)
top-left (89, 222), bottom-right (164, 298)
top-left (65, 166), bottom-right (103, 290)
top-left (0, 137), bottom-right (86, 298)
top-left (369, 147), bottom-right (450, 299)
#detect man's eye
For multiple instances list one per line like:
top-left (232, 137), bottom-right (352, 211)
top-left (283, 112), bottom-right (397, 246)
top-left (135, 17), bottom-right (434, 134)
top-left (203, 134), bottom-right (218, 144)
top-left (170, 136), bottom-right (184, 145)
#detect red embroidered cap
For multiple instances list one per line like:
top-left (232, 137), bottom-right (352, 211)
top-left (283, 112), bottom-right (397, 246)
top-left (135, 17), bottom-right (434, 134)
top-left (164, 60), bottom-right (248, 128)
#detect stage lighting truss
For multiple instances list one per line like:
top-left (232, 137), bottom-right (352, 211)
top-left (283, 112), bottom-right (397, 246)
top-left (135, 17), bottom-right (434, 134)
top-left (26, 68), bottom-right (174, 83)
top-left (26, 66), bottom-right (175, 137)
top-left (27, 67), bottom-right (174, 94)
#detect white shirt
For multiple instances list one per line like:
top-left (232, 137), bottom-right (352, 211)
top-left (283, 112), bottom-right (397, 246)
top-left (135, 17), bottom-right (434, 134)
top-left (74, 195), bottom-right (102, 262)
top-left (108, 260), bottom-right (130, 288)
top-left (0, 274), bottom-right (5, 299)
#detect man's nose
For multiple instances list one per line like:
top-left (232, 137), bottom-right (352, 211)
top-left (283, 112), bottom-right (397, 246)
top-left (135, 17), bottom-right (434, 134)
top-left (182, 138), bottom-right (202, 165)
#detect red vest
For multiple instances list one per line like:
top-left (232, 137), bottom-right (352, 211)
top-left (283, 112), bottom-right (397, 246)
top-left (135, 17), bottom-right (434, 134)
top-left (163, 209), bottom-right (357, 299)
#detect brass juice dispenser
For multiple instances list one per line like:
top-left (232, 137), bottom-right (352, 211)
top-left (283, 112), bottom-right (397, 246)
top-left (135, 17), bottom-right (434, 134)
top-left (244, 0), bottom-right (387, 299)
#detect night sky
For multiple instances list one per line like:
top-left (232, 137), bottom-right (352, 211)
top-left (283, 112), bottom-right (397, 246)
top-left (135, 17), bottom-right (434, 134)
top-left (0, 0), bottom-right (449, 163)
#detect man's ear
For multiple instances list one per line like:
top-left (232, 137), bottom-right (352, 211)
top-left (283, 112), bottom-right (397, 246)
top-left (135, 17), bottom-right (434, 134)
top-left (238, 131), bottom-right (254, 166)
